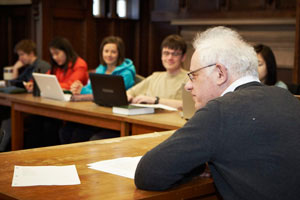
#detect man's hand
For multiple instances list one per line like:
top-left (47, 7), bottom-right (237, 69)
top-left (70, 80), bottom-right (83, 94)
top-left (23, 81), bottom-right (33, 92)
top-left (131, 95), bottom-right (156, 104)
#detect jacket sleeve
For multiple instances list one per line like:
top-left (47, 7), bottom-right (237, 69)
top-left (80, 81), bottom-right (93, 94)
top-left (60, 58), bottom-right (88, 90)
top-left (134, 102), bottom-right (221, 190)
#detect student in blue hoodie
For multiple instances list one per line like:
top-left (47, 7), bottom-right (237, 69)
top-left (60, 36), bottom-right (136, 144)
top-left (71, 36), bottom-right (135, 94)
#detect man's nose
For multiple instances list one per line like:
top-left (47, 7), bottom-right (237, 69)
top-left (185, 80), bottom-right (193, 92)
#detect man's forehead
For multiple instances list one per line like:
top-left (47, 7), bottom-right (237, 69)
top-left (162, 47), bottom-right (181, 52)
top-left (190, 51), bottom-right (201, 70)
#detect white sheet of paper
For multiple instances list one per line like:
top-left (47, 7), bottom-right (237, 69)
top-left (130, 103), bottom-right (177, 111)
top-left (12, 165), bottom-right (81, 187)
top-left (88, 156), bottom-right (142, 179)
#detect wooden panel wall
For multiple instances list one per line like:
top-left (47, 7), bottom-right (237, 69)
top-left (0, 5), bottom-right (32, 79)
top-left (0, 0), bottom-right (298, 82)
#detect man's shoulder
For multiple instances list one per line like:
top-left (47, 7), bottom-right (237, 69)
top-left (35, 59), bottom-right (51, 70)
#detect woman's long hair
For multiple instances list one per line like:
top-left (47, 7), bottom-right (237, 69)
top-left (254, 44), bottom-right (277, 85)
top-left (49, 37), bottom-right (78, 74)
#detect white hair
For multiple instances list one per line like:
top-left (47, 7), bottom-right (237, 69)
top-left (193, 26), bottom-right (258, 78)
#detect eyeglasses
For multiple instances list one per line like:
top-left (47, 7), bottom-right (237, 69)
top-left (162, 51), bottom-right (182, 57)
top-left (187, 63), bottom-right (216, 81)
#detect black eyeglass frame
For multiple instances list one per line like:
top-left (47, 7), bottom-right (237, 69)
top-left (187, 63), bottom-right (216, 81)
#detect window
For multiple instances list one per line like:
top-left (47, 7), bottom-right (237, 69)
top-left (117, 0), bottom-right (127, 18)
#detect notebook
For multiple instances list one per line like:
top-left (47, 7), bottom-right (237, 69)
top-left (89, 73), bottom-right (128, 107)
top-left (32, 73), bottom-right (71, 101)
top-left (182, 85), bottom-right (196, 119)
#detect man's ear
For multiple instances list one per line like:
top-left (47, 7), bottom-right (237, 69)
top-left (215, 64), bottom-right (228, 86)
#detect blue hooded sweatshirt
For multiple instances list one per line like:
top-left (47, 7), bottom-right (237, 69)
top-left (80, 58), bottom-right (136, 94)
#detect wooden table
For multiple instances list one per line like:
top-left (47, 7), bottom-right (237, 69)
top-left (0, 93), bottom-right (186, 150)
top-left (0, 131), bottom-right (217, 200)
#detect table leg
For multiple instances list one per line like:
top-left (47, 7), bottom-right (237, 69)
top-left (11, 103), bottom-right (24, 150)
top-left (120, 122), bottom-right (130, 137)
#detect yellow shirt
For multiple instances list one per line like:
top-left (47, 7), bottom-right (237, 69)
top-left (127, 69), bottom-right (188, 100)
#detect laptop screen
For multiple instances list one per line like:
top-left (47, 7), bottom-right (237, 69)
top-left (89, 73), bottom-right (128, 107)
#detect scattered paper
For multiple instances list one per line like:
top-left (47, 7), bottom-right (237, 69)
top-left (130, 103), bottom-right (177, 111)
top-left (88, 156), bottom-right (142, 179)
top-left (12, 165), bottom-right (81, 187)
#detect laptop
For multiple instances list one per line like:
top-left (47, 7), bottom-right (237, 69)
top-left (89, 73), bottom-right (128, 107)
top-left (182, 84), bottom-right (196, 119)
top-left (32, 73), bottom-right (71, 101)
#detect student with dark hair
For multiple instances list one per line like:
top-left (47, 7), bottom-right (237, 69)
top-left (127, 34), bottom-right (188, 109)
top-left (70, 36), bottom-right (135, 94)
top-left (49, 37), bottom-right (88, 90)
top-left (23, 37), bottom-right (89, 148)
top-left (254, 44), bottom-right (288, 89)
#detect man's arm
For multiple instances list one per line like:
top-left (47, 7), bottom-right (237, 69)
top-left (134, 102), bottom-right (221, 190)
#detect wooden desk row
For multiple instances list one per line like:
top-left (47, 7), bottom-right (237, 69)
top-left (0, 131), bottom-right (217, 200)
top-left (0, 93), bottom-right (187, 150)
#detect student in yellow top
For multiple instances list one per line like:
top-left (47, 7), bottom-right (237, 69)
top-left (127, 34), bottom-right (188, 109)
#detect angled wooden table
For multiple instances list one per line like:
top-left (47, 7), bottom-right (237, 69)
top-left (0, 93), bottom-right (186, 150)
top-left (0, 131), bottom-right (217, 200)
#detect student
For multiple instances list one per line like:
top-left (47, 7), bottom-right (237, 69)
top-left (71, 36), bottom-right (135, 94)
top-left (24, 37), bottom-right (89, 148)
top-left (49, 37), bottom-right (88, 90)
top-left (127, 34), bottom-right (188, 110)
top-left (3, 39), bottom-right (51, 90)
top-left (0, 39), bottom-right (50, 151)
top-left (134, 26), bottom-right (300, 199)
top-left (254, 43), bottom-right (288, 89)
top-left (60, 36), bottom-right (135, 144)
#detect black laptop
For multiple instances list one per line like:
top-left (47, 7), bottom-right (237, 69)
top-left (89, 73), bottom-right (128, 107)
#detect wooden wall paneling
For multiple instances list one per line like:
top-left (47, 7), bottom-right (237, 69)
top-left (228, 0), bottom-right (266, 10)
top-left (40, 0), bottom-right (90, 64)
top-left (41, 0), bottom-right (54, 62)
top-left (84, 0), bottom-right (98, 70)
top-left (134, 0), bottom-right (152, 76)
top-left (293, 0), bottom-right (300, 83)
top-left (276, 0), bottom-right (297, 9)
top-left (0, 8), bottom-right (9, 79)
top-left (0, 5), bottom-right (32, 79)
top-left (52, 19), bottom-right (85, 57)
top-left (148, 22), bottom-right (179, 73)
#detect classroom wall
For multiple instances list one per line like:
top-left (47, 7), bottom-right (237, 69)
top-left (0, 0), bottom-right (298, 83)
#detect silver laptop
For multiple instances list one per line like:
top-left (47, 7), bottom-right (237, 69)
top-left (182, 85), bottom-right (196, 119)
top-left (32, 73), bottom-right (71, 101)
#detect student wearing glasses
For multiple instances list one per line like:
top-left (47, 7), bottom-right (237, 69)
top-left (127, 34), bottom-right (188, 109)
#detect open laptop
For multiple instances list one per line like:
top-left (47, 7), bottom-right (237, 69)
top-left (89, 73), bottom-right (128, 107)
top-left (32, 73), bottom-right (71, 101)
top-left (182, 84), bottom-right (196, 119)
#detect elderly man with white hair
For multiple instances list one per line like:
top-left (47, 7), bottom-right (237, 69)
top-left (134, 26), bottom-right (300, 200)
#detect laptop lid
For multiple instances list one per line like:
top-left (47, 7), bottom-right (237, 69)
top-left (89, 73), bottom-right (128, 107)
top-left (32, 73), bottom-right (71, 101)
top-left (182, 84), bottom-right (196, 119)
